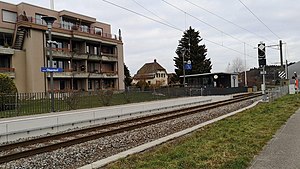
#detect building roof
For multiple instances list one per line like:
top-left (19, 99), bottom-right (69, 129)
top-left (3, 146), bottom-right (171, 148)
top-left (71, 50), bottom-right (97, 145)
top-left (133, 59), bottom-right (166, 80)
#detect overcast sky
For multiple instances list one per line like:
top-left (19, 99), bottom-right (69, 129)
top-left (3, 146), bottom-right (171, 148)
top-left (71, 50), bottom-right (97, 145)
top-left (3, 0), bottom-right (300, 75)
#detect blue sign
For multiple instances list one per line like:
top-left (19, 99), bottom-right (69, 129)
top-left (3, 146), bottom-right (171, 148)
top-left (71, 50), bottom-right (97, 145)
top-left (185, 64), bottom-right (192, 70)
top-left (41, 67), bottom-right (63, 72)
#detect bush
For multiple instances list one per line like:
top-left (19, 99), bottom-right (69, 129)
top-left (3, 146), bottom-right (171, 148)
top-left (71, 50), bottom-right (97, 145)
top-left (0, 73), bottom-right (18, 111)
top-left (136, 80), bottom-right (149, 91)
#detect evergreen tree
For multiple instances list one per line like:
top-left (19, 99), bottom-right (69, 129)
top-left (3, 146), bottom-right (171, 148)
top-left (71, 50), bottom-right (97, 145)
top-left (174, 27), bottom-right (212, 80)
top-left (124, 64), bottom-right (132, 87)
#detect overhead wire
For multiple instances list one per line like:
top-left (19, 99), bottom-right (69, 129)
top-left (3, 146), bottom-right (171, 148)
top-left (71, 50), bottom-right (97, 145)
top-left (130, 0), bottom-right (178, 29)
top-left (161, 0), bottom-right (256, 49)
top-left (184, 0), bottom-right (271, 42)
top-left (102, 0), bottom-right (182, 31)
top-left (102, 0), bottom-right (256, 59)
top-left (238, 0), bottom-right (281, 39)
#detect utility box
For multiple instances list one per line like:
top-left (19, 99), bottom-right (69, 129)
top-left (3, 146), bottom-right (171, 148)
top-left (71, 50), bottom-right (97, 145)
top-left (289, 84), bottom-right (295, 94)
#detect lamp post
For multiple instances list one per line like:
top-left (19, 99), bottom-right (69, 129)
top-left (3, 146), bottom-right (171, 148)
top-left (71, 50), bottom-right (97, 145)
top-left (42, 16), bottom-right (56, 112)
top-left (181, 47), bottom-right (187, 87)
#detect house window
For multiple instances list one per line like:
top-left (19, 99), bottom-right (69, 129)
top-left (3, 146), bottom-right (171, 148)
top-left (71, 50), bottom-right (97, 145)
top-left (2, 10), bottom-right (17, 23)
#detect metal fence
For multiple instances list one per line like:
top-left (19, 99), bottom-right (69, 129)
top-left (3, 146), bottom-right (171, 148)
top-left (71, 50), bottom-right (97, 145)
top-left (0, 90), bottom-right (177, 118)
top-left (0, 86), bottom-right (289, 118)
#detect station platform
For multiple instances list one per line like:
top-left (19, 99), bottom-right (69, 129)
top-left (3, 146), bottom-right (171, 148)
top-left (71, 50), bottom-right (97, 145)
top-left (0, 95), bottom-right (231, 143)
top-left (249, 108), bottom-right (300, 169)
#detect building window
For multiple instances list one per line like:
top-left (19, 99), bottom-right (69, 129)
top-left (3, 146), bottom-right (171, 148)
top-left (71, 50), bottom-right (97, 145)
top-left (88, 80), bottom-right (92, 90)
top-left (86, 46), bottom-right (90, 53)
top-left (95, 27), bottom-right (103, 35)
top-left (0, 56), bottom-right (10, 68)
top-left (95, 80), bottom-right (99, 90)
top-left (94, 46), bottom-right (98, 55)
top-left (2, 10), bottom-right (17, 23)
top-left (60, 80), bottom-right (65, 90)
top-left (35, 13), bottom-right (46, 25)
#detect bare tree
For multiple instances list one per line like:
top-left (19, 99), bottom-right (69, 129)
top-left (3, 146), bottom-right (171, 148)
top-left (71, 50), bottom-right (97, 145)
top-left (226, 57), bottom-right (245, 73)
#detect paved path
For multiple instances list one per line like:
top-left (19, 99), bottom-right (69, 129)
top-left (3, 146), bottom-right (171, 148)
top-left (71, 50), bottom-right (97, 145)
top-left (249, 108), bottom-right (300, 169)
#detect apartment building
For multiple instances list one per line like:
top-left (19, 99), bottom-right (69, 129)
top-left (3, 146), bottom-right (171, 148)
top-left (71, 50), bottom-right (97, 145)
top-left (0, 1), bottom-right (124, 93)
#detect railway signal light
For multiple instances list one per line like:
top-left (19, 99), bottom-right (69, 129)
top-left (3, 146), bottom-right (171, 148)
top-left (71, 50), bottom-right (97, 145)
top-left (258, 42), bottom-right (266, 68)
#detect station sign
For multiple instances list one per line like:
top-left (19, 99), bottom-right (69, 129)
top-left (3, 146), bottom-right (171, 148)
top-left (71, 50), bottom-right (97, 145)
top-left (41, 67), bottom-right (63, 72)
top-left (184, 60), bottom-right (192, 70)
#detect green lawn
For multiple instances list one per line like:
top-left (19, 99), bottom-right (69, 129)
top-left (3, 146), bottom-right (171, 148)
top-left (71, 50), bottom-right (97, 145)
top-left (106, 94), bottom-right (300, 169)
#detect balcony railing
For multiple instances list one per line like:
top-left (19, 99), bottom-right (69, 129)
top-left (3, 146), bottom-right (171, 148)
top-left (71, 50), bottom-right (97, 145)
top-left (0, 67), bottom-right (16, 78)
top-left (46, 48), bottom-right (72, 58)
top-left (0, 47), bottom-right (14, 55)
top-left (17, 16), bottom-right (121, 41)
top-left (88, 54), bottom-right (101, 60)
top-left (73, 52), bottom-right (88, 60)
top-left (101, 52), bottom-right (118, 61)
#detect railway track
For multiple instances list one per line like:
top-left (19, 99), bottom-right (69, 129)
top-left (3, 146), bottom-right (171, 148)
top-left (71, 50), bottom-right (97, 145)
top-left (0, 92), bottom-right (261, 164)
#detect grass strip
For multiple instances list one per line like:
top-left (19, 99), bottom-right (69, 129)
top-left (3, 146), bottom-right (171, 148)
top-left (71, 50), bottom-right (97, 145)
top-left (106, 94), bottom-right (300, 169)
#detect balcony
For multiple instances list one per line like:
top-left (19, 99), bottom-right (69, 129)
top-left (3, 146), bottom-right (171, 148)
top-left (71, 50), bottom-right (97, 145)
top-left (73, 52), bottom-right (88, 60)
top-left (88, 54), bottom-right (101, 61)
top-left (101, 53), bottom-right (118, 62)
top-left (73, 72), bottom-right (89, 78)
top-left (46, 48), bottom-right (71, 58)
top-left (0, 68), bottom-right (16, 78)
top-left (47, 71), bottom-right (89, 78)
top-left (89, 72), bottom-right (104, 78)
top-left (17, 16), bottom-right (121, 42)
top-left (0, 47), bottom-right (14, 55)
top-left (102, 71), bottom-right (118, 78)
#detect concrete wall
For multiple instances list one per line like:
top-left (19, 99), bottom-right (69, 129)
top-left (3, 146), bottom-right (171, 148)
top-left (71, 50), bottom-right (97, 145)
top-left (117, 44), bottom-right (125, 90)
top-left (23, 29), bottom-right (45, 93)
top-left (12, 50), bottom-right (27, 93)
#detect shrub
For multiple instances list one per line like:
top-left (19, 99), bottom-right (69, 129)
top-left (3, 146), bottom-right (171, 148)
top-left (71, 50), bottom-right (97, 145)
top-left (63, 91), bottom-right (81, 110)
top-left (0, 73), bottom-right (18, 111)
top-left (96, 89), bottom-right (114, 106)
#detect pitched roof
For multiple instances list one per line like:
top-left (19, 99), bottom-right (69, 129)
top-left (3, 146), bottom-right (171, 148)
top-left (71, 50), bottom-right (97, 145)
top-left (133, 59), bottom-right (166, 79)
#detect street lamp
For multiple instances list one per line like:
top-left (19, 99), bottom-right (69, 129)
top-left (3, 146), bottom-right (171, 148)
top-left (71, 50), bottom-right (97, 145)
top-left (181, 47), bottom-right (187, 87)
top-left (42, 16), bottom-right (56, 112)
